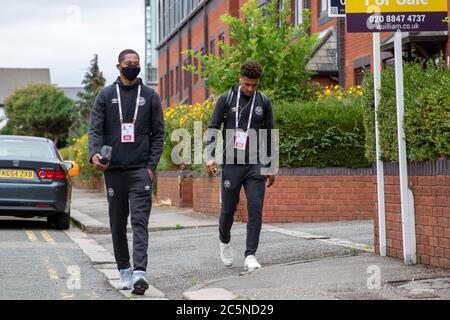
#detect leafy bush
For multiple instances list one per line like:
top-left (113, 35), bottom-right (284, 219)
top-left (159, 101), bottom-right (215, 174)
top-left (275, 90), bottom-right (370, 168)
top-left (362, 60), bottom-right (450, 162)
top-left (59, 133), bottom-right (101, 180)
top-left (184, 0), bottom-right (317, 103)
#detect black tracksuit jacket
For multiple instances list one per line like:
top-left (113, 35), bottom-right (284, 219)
top-left (88, 77), bottom-right (164, 172)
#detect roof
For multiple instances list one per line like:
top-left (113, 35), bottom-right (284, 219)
top-left (58, 87), bottom-right (83, 101)
top-left (0, 68), bottom-right (51, 105)
top-left (306, 28), bottom-right (338, 74)
top-left (381, 31), bottom-right (449, 50)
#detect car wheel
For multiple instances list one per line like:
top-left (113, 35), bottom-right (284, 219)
top-left (55, 211), bottom-right (70, 230)
top-left (47, 215), bottom-right (56, 225)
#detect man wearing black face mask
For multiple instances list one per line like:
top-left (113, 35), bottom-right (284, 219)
top-left (88, 49), bottom-right (164, 295)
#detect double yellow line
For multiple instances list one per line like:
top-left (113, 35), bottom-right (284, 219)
top-left (24, 229), bottom-right (75, 299)
top-left (25, 230), bottom-right (56, 244)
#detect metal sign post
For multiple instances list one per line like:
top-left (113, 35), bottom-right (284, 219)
top-left (373, 32), bottom-right (386, 257)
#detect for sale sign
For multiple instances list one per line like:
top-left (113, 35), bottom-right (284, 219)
top-left (347, 0), bottom-right (448, 33)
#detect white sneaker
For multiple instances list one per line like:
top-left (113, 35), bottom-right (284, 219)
top-left (244, 255), bottom-right (261, 272)
top-left (117, 267), bottom-right (132, 290)
top-left (220, 241), bottom-right (234, 267)
top-left (131, 270), bottom-right (149, 295)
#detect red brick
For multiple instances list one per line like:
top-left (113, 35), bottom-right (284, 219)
top-left (430, 256), bottom-right (440, 267)
top-left (439, 258), bottom-right (450, 269)
top-left (420, 255), bottom-right (430, 265)
top-left (434, 226), bottom-right (445, 238)
top-left (429, 237), bottom-right (439, 247)
top-left (437, 217), bottom-right (449, 228)
top-left (444, 228), bottom-right (450, 238)
top-left (435, 247), bottom-right (445, 258)
top-left (424, 226), bottom-right (434, 236)
top-left (440, 238), bottom-right (450, 249)
top-left (443, 208), bottom-right (450, 218)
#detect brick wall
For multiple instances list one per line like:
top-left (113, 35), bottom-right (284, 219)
top-left (344, 32), bottom-right (392, 87)
top-left (190, 167), bottom-right (376, 223)
top-left (157, 0), bottom-right (237, 108)
top-left (192, 176), bottom-right (221, 215)
top-left (374, 161), bottom-right (450, 270)
top-left (156, 172), bottom-right (193, 207)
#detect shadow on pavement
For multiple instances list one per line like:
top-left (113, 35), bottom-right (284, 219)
top-left (0, 218), bottom-right (51, 229)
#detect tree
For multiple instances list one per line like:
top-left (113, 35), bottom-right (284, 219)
top-left (71, 54), bottom-right (106, 139)
top-left (184, 0), bottom-right (317, 102)
top-left (3, 83), bottom-right (76, 146)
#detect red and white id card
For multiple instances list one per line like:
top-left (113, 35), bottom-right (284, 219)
top-left (121, 123), bottom-right (135, 143)
top-left (234, 130), bottom-right (248, 150)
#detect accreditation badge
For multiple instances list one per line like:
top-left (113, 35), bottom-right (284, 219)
top-left (121, 123), bottom-right (135, 143)
top-left (234, 129), bottom-right (248, 150)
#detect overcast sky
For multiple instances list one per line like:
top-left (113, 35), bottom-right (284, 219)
top-left (0, 0), bottom-right (145, 87)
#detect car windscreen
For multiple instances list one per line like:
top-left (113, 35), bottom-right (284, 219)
top-left (0, 139), bottom-right (55, 161)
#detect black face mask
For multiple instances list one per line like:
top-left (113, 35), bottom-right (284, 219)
top-left (121, 64), bottom-right (140, 81)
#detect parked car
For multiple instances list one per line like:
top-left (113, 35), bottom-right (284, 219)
top-left (0, 135), bottom-right (79, 229)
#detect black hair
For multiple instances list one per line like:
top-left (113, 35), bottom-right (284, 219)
top-left (118, 49), bottom-right (140, 63)
top-left (240, 61), bottom-right (262, 79)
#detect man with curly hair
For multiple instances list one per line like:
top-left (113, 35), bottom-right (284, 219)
top-left (206, 61), bottom-right (276, 272)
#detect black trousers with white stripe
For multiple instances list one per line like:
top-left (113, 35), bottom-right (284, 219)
top-left (103, 168), bottom-right (153, 271)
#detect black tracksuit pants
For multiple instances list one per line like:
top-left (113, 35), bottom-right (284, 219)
top-left (219, 164), bottom-right (266, 257)
top-left (103, 168), bottom-right (153, 271)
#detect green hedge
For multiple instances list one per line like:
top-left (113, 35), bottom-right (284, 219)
top-left (274, 95), bottom-right (371, 168)
top-left (362, 60), bottom-right (450, 162)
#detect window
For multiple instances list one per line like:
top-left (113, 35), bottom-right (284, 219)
top-left (278, 0), bottom-right (284, 26)
top-left (320, 0), bottom-right (328, 17)
top-left (354, 67), bottom-right (367, 86)
top-left (164, 74), bottom-right (169, 101)
top-left (0, 139), bottom-right (55, 161)
top-left (176, 65), bottom-right (181, 95)
top-left (159, 0), bottom-right (164, 40)
top-left (184, 58), bottom-right (190, 90)
top-left (295, 0), bottom-right (304, 26)
top-left (210, 39), bottom-right (215, 56)
top-left (170, 69), bottom-right (174, 97)
top-left (194, 51), bottom-right (199, 85)
top-left (200, 47), bottom-right (206, 88)
top-left (318, 0), bottom-right (331, 25)
top-left (218, 33), bottom-right (225, 56)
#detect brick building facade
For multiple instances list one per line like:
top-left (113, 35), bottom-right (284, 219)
top-left (156, 0), bottom-right (450, 108)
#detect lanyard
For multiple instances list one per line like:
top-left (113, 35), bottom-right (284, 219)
top-left (235, 85), bottom-right (256, 132)
top-left (116, 84), bottom-right (141, 124)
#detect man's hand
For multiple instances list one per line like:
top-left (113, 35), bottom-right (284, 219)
top-left (207, 159), bottom-right (218, 176)
top-left (265, 175), bottom-right (275, 188)
top-left (91, 153), bottom-right (109, 172)
top-left (147, 168), bottom-right (154, 180)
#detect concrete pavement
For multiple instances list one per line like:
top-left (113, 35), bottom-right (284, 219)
top-left (69, 187), bottom-right (450, 300)
top-left (71, 188), bottom-right (218, 234)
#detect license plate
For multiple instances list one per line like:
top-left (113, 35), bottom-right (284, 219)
top-left (0, 169), bottom-right (35, 180)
